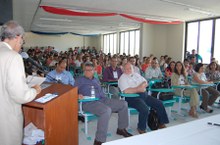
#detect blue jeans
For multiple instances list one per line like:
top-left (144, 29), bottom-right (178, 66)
top-left (125, 92), bottom-right (169, 131)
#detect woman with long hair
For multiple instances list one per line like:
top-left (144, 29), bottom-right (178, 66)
top-left (171, 61), bottom-right (199, 118)
top-left (193, 63), bottom-right (219, 113)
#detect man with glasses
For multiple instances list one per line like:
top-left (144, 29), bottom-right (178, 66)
top-left (75, 62), bottom-right (132, 145)
top-left (0, 20), bottom-right (41, 145)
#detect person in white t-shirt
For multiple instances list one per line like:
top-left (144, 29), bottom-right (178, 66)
top-left (192, 63), bottom-right (219, 113)
top-left (118, 63), bottom-right (169, 134)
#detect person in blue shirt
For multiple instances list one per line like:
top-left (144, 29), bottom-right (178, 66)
top-left (75, 62), bottom-right (132, 145)
top-left (187, 49), bottom-right (203, 63)
top-left (45, 59), bottom-right (75, 86)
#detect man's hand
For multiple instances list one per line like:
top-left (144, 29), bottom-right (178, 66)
top-left (137, 82), bottom-right (147, 92)
top-left (78, 94), bottom-right (84, 99)
top-left (32, 85), bottom-right (41, 94)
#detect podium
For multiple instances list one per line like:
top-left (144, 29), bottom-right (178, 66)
top-left (22, 84), bottom-right (78, 145)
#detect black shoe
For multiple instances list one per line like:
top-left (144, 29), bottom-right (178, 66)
top-left (116, 128), bottom-right (133, 137)
top-left (137, 128), bottom-right (146, 134)
top-left (78, 115), bottom-right (85, 122)
top-left (200, 105), bottom-right (213, 113)
top-left (94, 140), bottom-right (103, 145)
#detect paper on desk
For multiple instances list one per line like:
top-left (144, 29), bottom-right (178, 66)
top-left (26, 75), bottom-right (46, 87)
top-left (35, 93), bottom-right (58, 103)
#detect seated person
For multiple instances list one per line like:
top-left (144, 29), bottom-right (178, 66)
top-left (75, 62), bottom-right (132, 145)
top-left (118, 63), bottom-right (169, 134)
top-left (145, 58), bottom-right (163, 80)
top-left (192, 63), bottom-right (220, 113)
top-left (187, 62), bottom-right (195, 76)
top-left (165, 61), bottom-right (175, 78)
top-left (45, 59), bottom-right (75, 86)
top-left (206, 61), bottom-right (220, 92)
top-left (103, 57), bottom-right (123, 99)
top-left (206, 62), bottom-right (220, 81)
top-left (171, 61), bottom-right (199, 118)
top-left (129, 57), bottom-right (141, 74)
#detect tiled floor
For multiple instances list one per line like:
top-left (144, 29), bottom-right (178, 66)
top-left (78, 102), bottom-right (220, 145)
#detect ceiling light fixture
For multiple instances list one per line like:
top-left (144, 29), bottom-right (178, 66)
top-left (160, 0), bottom-right (193, 8)
top-left (39, 17), bottom-right (72, 22)
top-left (160, 0), bottom-right (215, 16)
top-left (187, 8), bottom-right (214, 16)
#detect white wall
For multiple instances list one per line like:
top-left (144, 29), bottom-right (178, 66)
top-left (140, 24), bottom-right (155, 58)
top-left (24, 32), bottom-right (99, 51)
top-left (141, 23), bottom-right (185, 61)
top-left (166, 24), bottom-right (185, 61)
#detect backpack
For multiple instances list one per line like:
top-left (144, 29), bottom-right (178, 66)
top-left (148, 108), bottom-right (159, 130)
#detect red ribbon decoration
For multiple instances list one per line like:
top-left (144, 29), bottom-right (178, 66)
top-left (40, 6), bottom-right (117, 17)
top-left (120, 14), bottom-right (182, 25)
top-left (40, 6), bottom-right (183, 24)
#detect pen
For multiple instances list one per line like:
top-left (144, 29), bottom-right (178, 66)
top-left (207, 122), bottom-right (220, 127)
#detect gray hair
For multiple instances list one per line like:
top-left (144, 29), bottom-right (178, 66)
top-left (0, 20), bottom-right (24, 41)
top-left (84, 62), bottom-right (94, 68)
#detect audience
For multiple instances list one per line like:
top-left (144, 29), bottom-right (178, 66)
top-left (19, 44), bottom-right (220, 143)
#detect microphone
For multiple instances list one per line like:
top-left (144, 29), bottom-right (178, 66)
top-left (26, 57), bottom-right (44, 70)
top-left (23, 57), bottom-right (48, 75)
top-left (46, 73), bottom-right (63, 84)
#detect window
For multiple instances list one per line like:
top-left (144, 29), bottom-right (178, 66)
top-left (214, 19), bottom-right (220, 63)
top-left (185, 18), bottom-right (220, 64)
top-left (119, 29), bottom-right (140, 56)
top-left (186, 22), bottom-right (199, 53)
top-left (199, 20), bottom-right (213, 63)
top-left (103, 29), bottom-right (140, 56)
top-left (103, 33), bottom-right (117, 54)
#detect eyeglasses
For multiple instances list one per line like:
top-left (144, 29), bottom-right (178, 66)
top-left (85, 69), bottom-right (94, 72)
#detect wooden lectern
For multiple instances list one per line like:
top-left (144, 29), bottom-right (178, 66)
top-left (23, 84), bottom-right (78, 145)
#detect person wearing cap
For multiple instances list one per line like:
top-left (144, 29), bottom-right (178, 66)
top-left (0, 20), bottom-right (41, 145)
top-left (145, 57), bottom-right (163, 80)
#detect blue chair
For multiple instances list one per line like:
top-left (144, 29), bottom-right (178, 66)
top-left (78, 97), bottom-right (99, 137)
top-left (119, 93), bottom-right (140, 127)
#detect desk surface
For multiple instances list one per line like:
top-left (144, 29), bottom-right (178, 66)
top-left (103, 114), bottom-right (220, 145)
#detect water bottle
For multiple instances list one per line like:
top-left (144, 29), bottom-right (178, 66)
top-left (91, 86), bottom-right (95, 98)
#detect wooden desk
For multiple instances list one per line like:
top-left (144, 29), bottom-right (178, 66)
top-left (23, 84), bottom-right (78, 145)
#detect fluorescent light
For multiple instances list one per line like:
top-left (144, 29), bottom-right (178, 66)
top-left (144, 16), bottom-right (180, 22)
top-left (160, 0), bottom-right (215, 16)
top-left (187, 8), bottom-right (214, 16)
top-left (160, 0), bottom-right (192, 7)
top-left (39, 17), bottom-right (72, 22)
